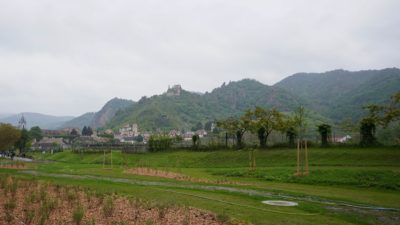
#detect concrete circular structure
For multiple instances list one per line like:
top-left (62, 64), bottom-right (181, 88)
top-left (262, 200), bottom-right (298, 206)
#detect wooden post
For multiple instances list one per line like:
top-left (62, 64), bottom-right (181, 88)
top-left (103, 149), bottom-right (105, 169)
top-left (305, 140), bottom-right (309, 175)
top-left (294, 139), bottom-right (310, 176)
top-left (296, 139), bottom-right (300, 175)
top-left (253, 150), bottom-right (256, 169)
top-left (225, 132), bottom-right (228, 148)
top-left (300, 139), bottom-right (304, 175)
top-left (249, 150), bottom-right (251, 168)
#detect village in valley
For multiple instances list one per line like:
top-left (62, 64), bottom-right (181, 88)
top-left (1, 1), bottom-right (400, 225)
top-left (31, 121), bottom-right (212, 152)
top-left (22, 85), bottom-right (213, 154)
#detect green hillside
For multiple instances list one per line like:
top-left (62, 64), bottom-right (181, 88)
top-left (63, 68), bottom-right (400, 131)
top-left (275, 68), bottom-right (400, 121)
top-left (107, 79), bottom-right (306, 131)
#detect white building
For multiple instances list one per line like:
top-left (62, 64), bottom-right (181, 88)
top-left (119, 123), bottom-right (139, 137)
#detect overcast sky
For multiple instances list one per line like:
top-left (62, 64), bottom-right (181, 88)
top-left (1, 0), bottom-right (399, 116)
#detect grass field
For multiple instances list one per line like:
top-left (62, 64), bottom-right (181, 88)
top-left (1, 147), bottom-right (400, 224)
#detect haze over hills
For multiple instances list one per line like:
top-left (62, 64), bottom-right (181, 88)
top-left (6, 68), bottom-right (400, 131)
top-left (0, 113), bottom-right (13, 119)
top-left (58, 112), bottom-right (95, 130)
top-left (60, 98), bottom-right (134, 129)
top-left (0, 112), bottom-right (74, 129)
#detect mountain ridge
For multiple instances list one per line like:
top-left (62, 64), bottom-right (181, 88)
top-left (7, 68), bottom-right (399, 131)
top-left (104, 79), bottom-right (308, 131)
top-left (59, 98), bottom-right (134, 129)
top-left (0, 112), bottom-right (74, 129)
top-left (275, 68), bottom-right (400, 120)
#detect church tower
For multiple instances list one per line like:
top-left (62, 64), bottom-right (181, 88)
top-left (18, 114), bottom-right (27, 129)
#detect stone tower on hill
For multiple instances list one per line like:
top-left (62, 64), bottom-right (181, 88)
top-left (166, 84), bottom-right (182, 96)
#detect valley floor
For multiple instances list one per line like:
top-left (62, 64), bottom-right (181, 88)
top-left (1, 147), bottom-right (399, 225)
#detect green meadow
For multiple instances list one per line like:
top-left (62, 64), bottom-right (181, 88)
top-left (2, 147), bottom-right (400, 224)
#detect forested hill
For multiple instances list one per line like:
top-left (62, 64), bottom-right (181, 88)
top-left (274, 68), bottom-right (400, 121)
top-left (61, 68), bottom-right (400, 131)
top-left (106, 79), bottom-right (304, 131)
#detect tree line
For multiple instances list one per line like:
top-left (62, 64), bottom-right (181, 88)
top-left (216, 91), bottom-right (400, 148)
top-left (361, 92), bottom-right (400, 146)
top-left (0, 125), bottom-right (43, 155)
top-left (217, 106), bottom-right (308, 148)
top-left (0, 124), bottom-right (96, 156)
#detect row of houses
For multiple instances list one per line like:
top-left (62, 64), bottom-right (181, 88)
top-left (31, 135), bottom-right (111, 151)
top-left (32, 121), bottom-right (215, 150)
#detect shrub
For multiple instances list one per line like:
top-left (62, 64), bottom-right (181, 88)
top-left (67, 189), bottom-right (77, 203)
top-left (145, 219), bottom-right (154, 225)
top-left (85, 218), bottom-right (95, 225)
top-left (148, 135), bottom-right (174, 152)
top-left (4, 199), bottom-right (16, 211)
top-left (4, 199), bottom-right (17, 224)
top-left (10, 179), bottom-right (18, 197)
top-left (216, 210), bottom-right (230, 224)
top-left (158, 205), bottom-right (168, 219)
top-left (182, 207), bottom-right (190, 225)
top-left (0, 175), bottom-right (7, 189)
top-left (39, 186), bottom-right (47, 201)
top-left (39, 198), bottom-right (57, 225)
top-left (72, 204), bottom-right (85, 225)
top-left (26, 191), bottom-right (37, 204)
top-left (24, 209), bottom-right (35, 225)
top-left (103, 196), bottom-right (114, 217)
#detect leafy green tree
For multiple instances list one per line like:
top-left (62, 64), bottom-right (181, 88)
top-left (248, 107), bottom-right (286, 148)
top-left (148, 135), bottom-right (174, 152)
top-left (286, 127), bottom-right (296, 146)
top-left (217, 118), bottom-right (236, 147)
top-left (257, 127), bottom-right (267, 147)
top-left (317, 124), bottom-right (331, 147)
top-left (360, 92), bottom-right (400, 147)
top-left (81, 126), bottom-right (93, 136)
top-left (14, 128), bottom-right (31, 153)
top-left (0, 124), bottom-right (21, 152)
top-left (82, 126), bottom-right (88, 136)
top-left (87, 126), bottom-right (93, 136)
top-left (283, 113), bottom-right (300, 147)
top-left (192, 134), bottom-right (199, 149)
top-left (365, 92), bottom-right (400, 127)
top-left (29, 126), bottom-right (43, 141)
top-left (217, 114), bottom-right (250, 148)
top-left (360, 118), bottom-right (378, 147)
top-left (70, 129), bottom-right (79, 136)
top-left (384, 92), bottom-right (400, 125)
top-left (293, 106), bottom-right (307, 140)
top-left (135, 135), bottom-right (144, 142)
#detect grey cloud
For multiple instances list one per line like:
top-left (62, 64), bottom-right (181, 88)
top-left (0, 0), bottom-right (399, 116)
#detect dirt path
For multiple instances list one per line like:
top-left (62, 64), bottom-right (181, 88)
top-left (124, 167), bottom-right (239, 185)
